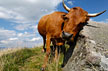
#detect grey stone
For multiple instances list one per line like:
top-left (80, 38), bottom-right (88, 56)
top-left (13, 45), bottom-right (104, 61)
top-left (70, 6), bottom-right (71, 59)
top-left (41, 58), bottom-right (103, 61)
top-left (63, 21), bottom-right (108, 71)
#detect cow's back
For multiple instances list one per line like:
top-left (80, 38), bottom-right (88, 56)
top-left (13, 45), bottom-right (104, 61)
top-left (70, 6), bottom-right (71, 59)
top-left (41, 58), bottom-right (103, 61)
top-left (38, 11), bottom-right (67, 38)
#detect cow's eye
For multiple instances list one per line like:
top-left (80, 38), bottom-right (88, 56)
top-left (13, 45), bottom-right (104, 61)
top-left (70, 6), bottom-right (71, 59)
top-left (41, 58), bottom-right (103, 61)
top-left (73, 7), bottom-right (77, 10)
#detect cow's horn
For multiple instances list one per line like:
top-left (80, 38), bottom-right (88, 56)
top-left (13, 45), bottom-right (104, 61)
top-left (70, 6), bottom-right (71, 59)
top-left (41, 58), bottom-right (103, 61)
top-left (87, 10), bottom-right (106, 17)
top-left (63, 0), bottom-right (70, 12)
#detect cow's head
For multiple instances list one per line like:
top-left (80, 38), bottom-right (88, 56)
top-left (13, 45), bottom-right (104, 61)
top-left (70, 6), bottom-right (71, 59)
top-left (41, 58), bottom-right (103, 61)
top-left (62, 0), bottom-right (106, 41)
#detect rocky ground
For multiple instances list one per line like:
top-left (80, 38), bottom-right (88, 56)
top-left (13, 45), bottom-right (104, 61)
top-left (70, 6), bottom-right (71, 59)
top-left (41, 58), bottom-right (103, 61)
top-left (63, 21), bottom-right (108, 71)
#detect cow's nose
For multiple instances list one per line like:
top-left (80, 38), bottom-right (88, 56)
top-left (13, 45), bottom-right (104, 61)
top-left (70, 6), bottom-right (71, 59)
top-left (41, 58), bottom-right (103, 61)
top-left (62, 31), bottom-right (73, 40)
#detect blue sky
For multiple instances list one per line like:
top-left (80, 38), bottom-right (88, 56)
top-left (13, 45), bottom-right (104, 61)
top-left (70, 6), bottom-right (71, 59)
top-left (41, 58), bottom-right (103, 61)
top-left (0, 0), bottom-right (107, 48)
top-left (57, 0), bottom-right (108, 21)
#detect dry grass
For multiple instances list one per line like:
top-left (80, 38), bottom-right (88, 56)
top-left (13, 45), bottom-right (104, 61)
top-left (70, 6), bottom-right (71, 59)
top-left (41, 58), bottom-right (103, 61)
top-left (0, 47), bottom-right (63, 71)
top-left (0, 47), bottom-right (22, 57)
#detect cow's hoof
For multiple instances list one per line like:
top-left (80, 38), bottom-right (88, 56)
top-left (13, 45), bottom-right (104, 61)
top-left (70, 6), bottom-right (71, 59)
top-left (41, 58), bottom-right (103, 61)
top-left (42, 49), bottom-right (46, 53)
top-left (40, 67), bottom-right (45, 71)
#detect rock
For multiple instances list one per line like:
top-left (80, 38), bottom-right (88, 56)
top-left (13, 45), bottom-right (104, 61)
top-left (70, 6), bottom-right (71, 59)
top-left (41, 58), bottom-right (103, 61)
top-left (63, 21), bottom-right (108, 71)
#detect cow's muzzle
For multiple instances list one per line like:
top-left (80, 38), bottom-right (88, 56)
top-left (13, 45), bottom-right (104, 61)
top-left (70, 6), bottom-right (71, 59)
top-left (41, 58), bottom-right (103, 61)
top-left (62, 31), bottom-right (73, 40)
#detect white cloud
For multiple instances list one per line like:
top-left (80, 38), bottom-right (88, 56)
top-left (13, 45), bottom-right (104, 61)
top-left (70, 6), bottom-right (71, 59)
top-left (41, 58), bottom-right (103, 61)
top-left (0, 30), bottom-right (42, 47)
top-left (104, 19), bottom-right (108, 23)
top-left (0, 28), bottom-right (42, 47)
top-left (30, 37), bottom-right (41, 41)
top-left (0, 12), bottom-right (9, 19)
top-left (0, 0), bottom-right (62, 32)
top-left (89, 19), bottom-right (94, 21)
top-left (0, 28), bottom-right (17, 45)
top-left (15, 23), bottom-right (31, 31)
top-left (67, 1), bottom-right (73, 5)
top-left (0, 40), bottom-right (8, 44)
top-left (0, 0), bottom-right (62, 24)
top-left (26, 0), bottom-right (38, 3)
top-left (31, 25), bottom-right (37, 30)
top-left (0, 37), bottom-right (18, 44)
top-left (0, 28), bottom-right (16, 40)
top-left (21, 32), bottom-right (35, 38)
top-left (18, 33), bottom-right (23, 37)
top-left (9, 38), bottom-right (18, 41)
top-left (0, 7), bottom-right (26, 22)
top-left (30, 25), bottom-right (38, 33)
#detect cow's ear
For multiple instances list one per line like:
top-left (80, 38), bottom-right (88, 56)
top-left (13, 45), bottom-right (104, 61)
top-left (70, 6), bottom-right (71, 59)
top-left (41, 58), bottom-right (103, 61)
top-left (61, 15), bottom-right (69, 22)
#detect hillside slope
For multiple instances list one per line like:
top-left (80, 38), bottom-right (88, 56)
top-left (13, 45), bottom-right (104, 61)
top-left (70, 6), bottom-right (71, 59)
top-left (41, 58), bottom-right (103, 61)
top-left (0, 47), bottom-right (63, 71)
top-left (63, 21), bottom-right (108, 71)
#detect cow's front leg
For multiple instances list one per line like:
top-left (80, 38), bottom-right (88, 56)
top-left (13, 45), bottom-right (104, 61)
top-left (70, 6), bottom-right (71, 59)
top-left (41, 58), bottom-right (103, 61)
top-left (54, 42), bottom-right (64, 61)
top-left (41, 35), bottom-right (51, 71)
top-left (54, 46), bottom-right (58, 62)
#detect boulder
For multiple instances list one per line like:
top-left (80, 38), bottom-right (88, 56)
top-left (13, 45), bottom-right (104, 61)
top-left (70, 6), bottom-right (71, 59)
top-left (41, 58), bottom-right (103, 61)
top-left (63, 21), bottom-right (108, 71)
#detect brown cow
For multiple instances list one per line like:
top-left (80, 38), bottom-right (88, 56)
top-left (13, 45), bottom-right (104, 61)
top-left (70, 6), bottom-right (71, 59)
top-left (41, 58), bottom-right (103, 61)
top-left (38, 0), bottom-right (106, 70)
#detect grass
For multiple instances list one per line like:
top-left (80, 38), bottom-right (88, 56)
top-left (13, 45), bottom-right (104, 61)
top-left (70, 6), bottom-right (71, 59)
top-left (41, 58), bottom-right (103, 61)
top-left (0, 47), bottom-right (63, 71)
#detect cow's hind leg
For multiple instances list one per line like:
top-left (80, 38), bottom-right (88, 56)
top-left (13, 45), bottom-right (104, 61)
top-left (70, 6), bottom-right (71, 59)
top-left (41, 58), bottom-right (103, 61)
top-left (41, 35), bottom-right (51, 71)
top-left (42, 37), bottom-right (46, 53)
